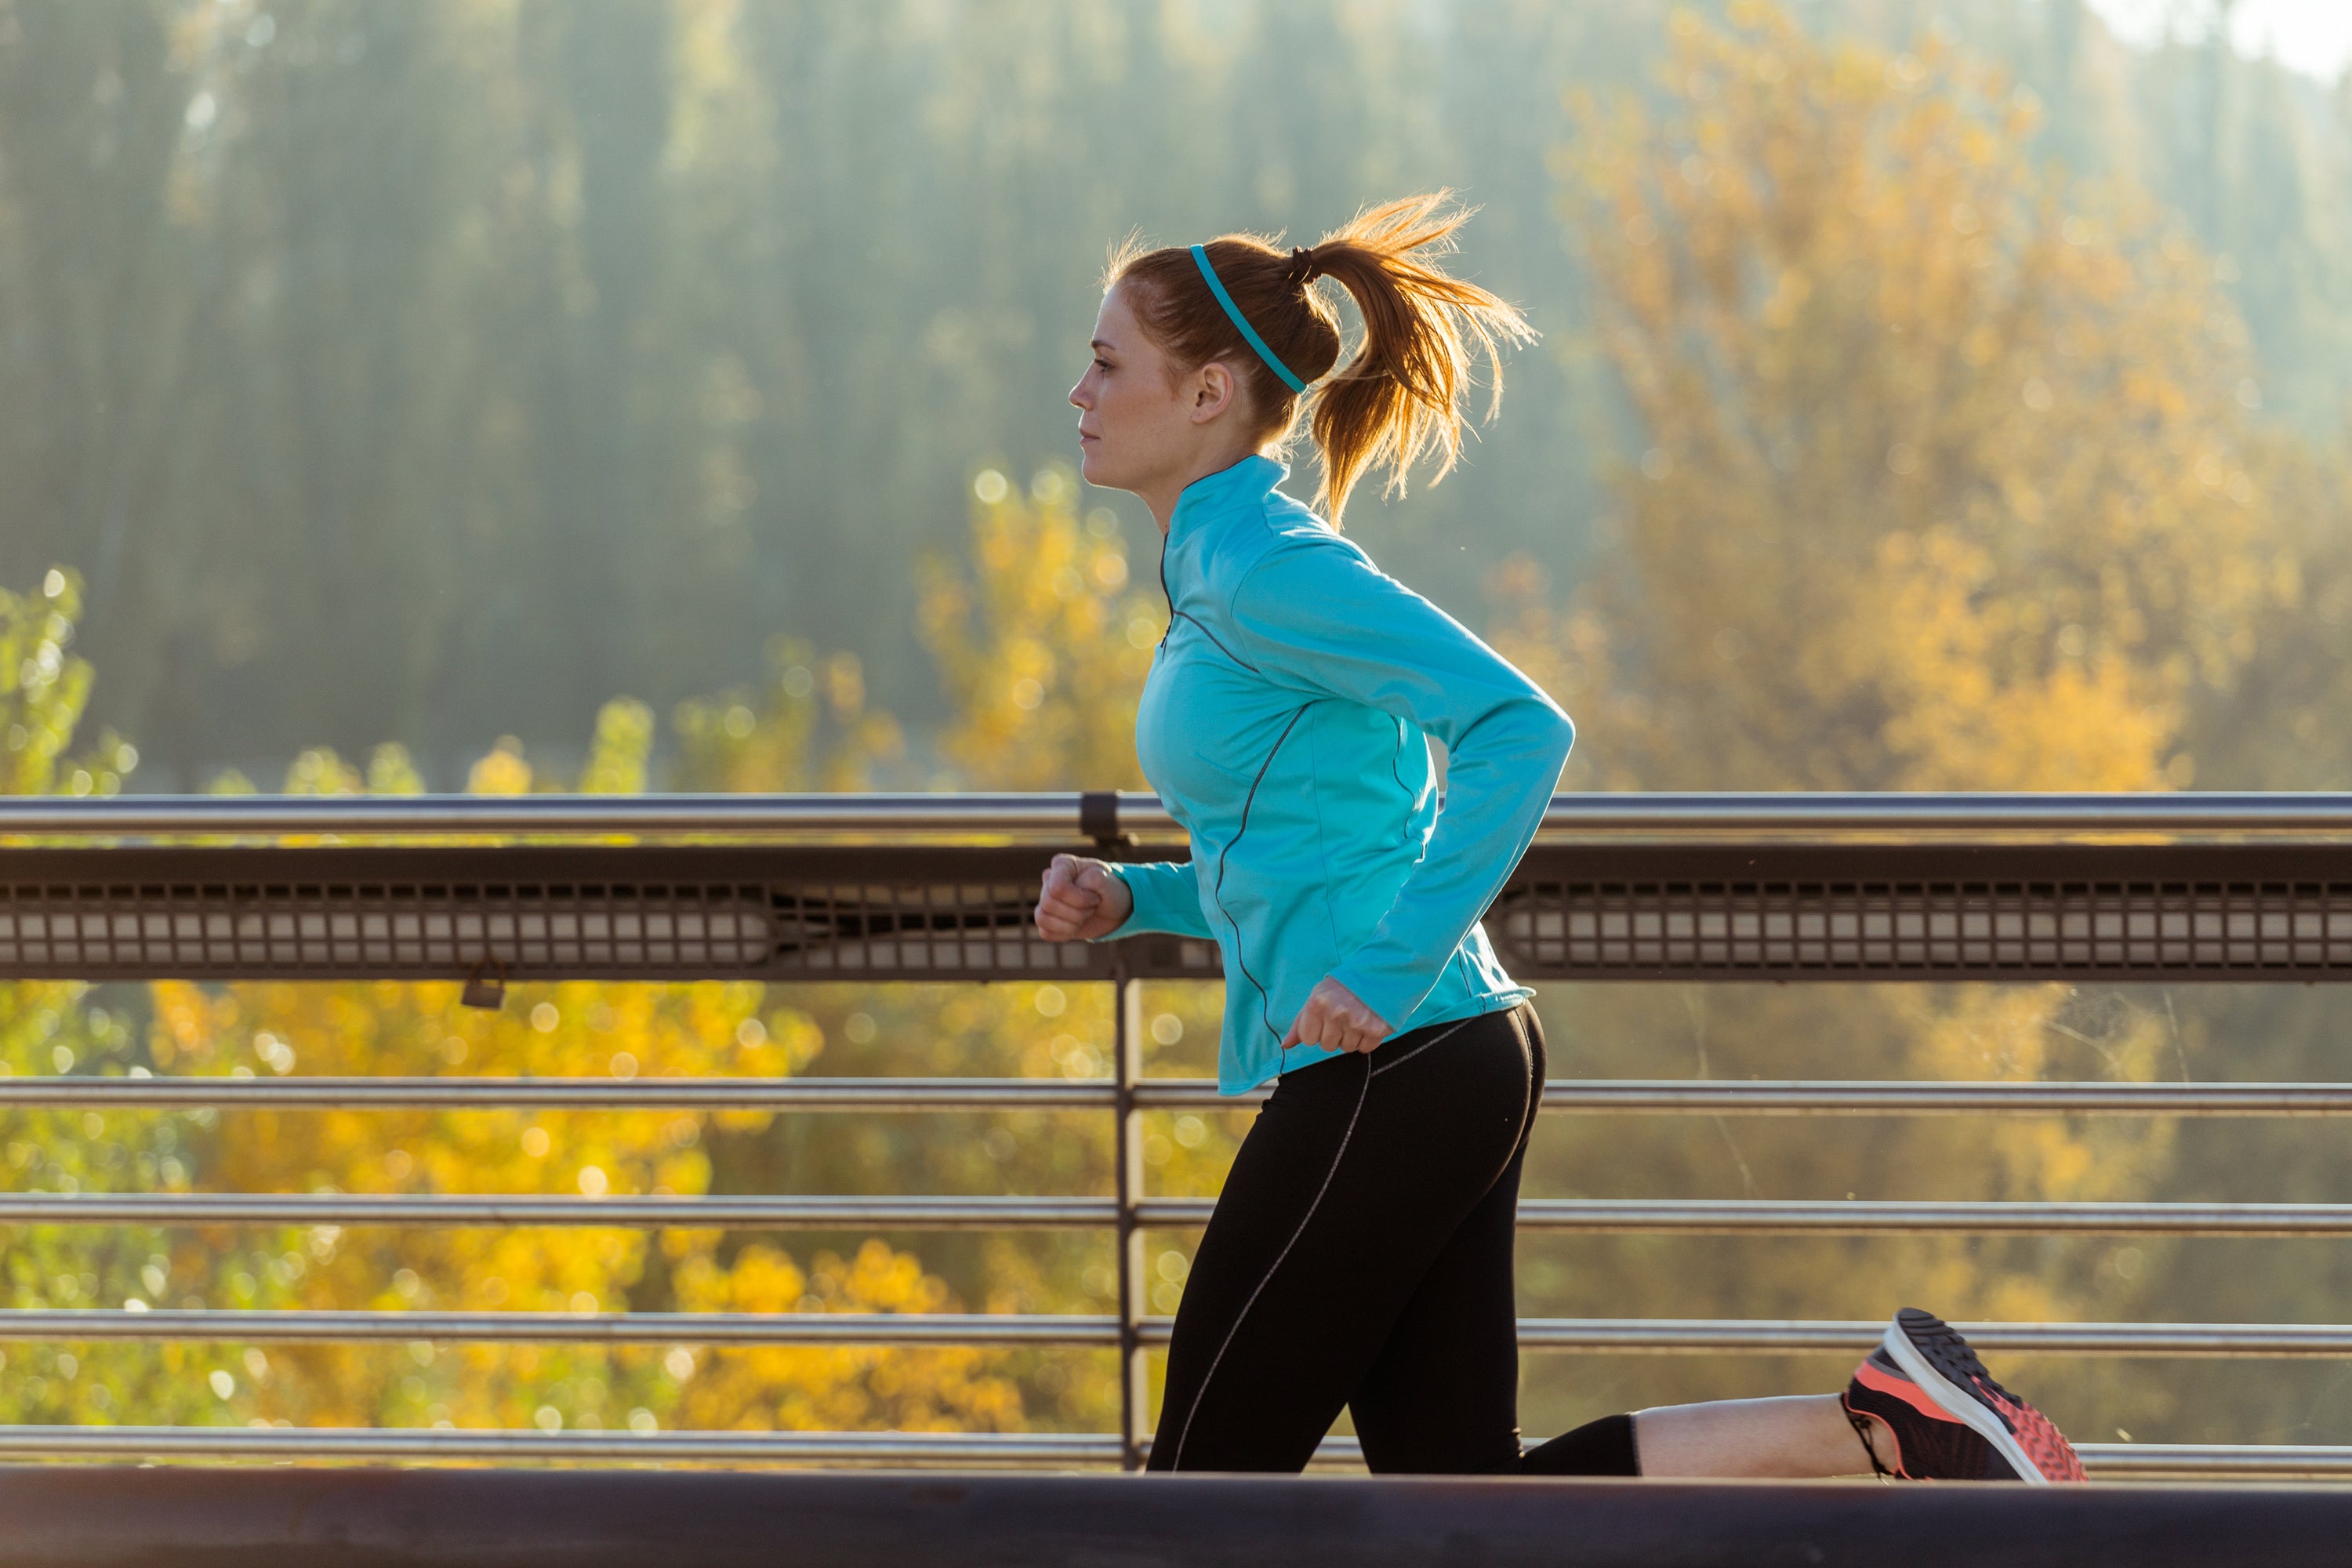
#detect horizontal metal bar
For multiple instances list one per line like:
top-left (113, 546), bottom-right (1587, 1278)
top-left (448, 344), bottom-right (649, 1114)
top-left (0, 1309), bottom-right (1127, 1345)
top-left (0, 1194), bottom-right (1116, 1228)
top-left (34, 1470), bottom-right (2352, 1568)
top-left (1530, 793), bottom-right (2352, 837)
top-left (20, 1192), bottom-right (2352, 1236)
top-left (18, 1468), bottom-right (2352, 1568)
top-left (18, 791), bottom-right (2352, 840)
top-left (1142, 1198), bottom-right (2352, 1236)
top-left (19, 1076), bottom-right (2352, 1116)
top-left (1508, 1319), bottom-right (2352, 1356)
top-left (1495, 1200), bottom-right (2352, 1236)
top-left (0, 1423), bottom-right (2328, 1479)
top-left (0, 793), bottom-right (1145, 840)
top-left (9, 1310), bottom-right (2351, 1358)
top-left (0, 1077), bottom-right (1127, 1112)
top-left (0, 1425), bottom-right (1118, 1465)
top-left (2080, 1445), bottom-right (2352, 1479)
top-left (1533, 1081), bottom-right (2352, 1116)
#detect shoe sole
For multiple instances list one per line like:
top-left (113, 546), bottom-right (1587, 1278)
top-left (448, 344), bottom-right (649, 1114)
top-left (1878, 1308), bottom-right (2086, 1484)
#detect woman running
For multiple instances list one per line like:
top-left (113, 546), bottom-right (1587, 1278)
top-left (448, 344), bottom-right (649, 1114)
top-left (1033, 193), bottom-right (2082, 1483)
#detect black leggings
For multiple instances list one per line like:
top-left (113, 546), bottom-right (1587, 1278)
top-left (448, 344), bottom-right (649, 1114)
top-left (1149, 1004), bottom-right (1634, 1474)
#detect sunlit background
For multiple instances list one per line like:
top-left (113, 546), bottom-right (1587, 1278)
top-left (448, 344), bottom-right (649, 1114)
top-left (2086, 0), bottom-right (2352, 78)
top-left (7, 0), bottom-right (2352, 1457)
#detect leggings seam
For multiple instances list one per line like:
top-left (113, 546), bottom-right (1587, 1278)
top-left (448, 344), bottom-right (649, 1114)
top-left (1500, 1010), bottom-right (1544, 1472)
top-left (1167, 1054), bottom-right (1373, 1472)
top-left (1496, 1009), bottom-right (1541, 1196)
top-left (1367, 1016), bottom-right (1477, 1079)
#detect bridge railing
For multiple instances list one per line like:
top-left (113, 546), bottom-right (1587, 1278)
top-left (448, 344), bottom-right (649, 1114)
top-left (9, 790), bottom-right (2352, 1477)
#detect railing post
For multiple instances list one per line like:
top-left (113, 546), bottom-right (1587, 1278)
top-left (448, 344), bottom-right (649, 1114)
top-left (1112, 955), bottom-right (1149, 1470)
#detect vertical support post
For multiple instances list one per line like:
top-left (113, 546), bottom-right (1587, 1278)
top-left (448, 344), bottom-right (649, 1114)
top-left (1112, 956), bottom-right (1149, 1470)
top-left (1087, 789), bottom-right (1151, 1469)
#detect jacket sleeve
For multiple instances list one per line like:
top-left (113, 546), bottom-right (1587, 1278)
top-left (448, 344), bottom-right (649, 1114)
top-left (1096, 860), bottom-right (1214, 941)
top-left (1226, 539), bottom-right (1573, 1029)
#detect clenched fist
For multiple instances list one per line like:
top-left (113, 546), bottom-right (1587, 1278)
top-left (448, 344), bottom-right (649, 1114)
top-left (1033, 853), bottom-right (1134, 942)
top-left (1281, 976), bottom-right (1391, 1056)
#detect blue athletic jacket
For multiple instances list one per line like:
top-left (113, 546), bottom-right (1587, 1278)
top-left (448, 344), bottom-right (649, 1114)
top-left (1102, 454), bottom-right (1574, 1093)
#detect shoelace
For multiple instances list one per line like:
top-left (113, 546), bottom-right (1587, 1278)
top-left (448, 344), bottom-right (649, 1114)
top-left (1844, 1402), bottom-right (1896, 1481)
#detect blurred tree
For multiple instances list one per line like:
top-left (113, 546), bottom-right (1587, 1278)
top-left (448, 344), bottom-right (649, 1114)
top-left (0, 572), bottom-right (223, 1430)
top-left (0, 568), bottom-right (137, 798)
top-left (1483, 1), bottom-right (2262, 1432)
top-left (0, 0), bottom-right (2346, 783)
top-left (1542, 0), bottom-right (2274, 795)
top-left (920, 465), bottom-right (1157, 792)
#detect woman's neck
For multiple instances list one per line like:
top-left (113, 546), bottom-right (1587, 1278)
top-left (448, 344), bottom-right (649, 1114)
top-left (1142, 441), bottom-right (1275, 533)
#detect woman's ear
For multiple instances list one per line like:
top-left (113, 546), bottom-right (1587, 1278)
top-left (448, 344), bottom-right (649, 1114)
top-left (1189, 361), bottom-right (1239, 425)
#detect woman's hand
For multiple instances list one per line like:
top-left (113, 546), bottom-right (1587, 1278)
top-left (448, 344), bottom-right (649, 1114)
top-left (1280, 977), bottom-right (1391, 1056)
top-left (1033, 853), bottom-right (1134, 942)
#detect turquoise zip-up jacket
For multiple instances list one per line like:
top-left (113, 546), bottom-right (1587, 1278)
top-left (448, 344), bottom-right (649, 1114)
top-left (1102, 454), bottom-right (1574, 1094)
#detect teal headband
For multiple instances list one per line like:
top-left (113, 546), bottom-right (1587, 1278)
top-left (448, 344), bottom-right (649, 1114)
top-left (1189, 243), bottom-right (1310, 395)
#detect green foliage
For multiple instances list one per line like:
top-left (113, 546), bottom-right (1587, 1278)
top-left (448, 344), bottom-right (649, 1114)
top-left (0, 568), bottom-right (135, 798)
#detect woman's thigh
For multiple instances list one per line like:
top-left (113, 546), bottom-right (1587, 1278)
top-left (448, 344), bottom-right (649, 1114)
top-left (1149, 1008), bottom-right (1539, 1472)
top-left (1349, 1014), bottom-right (1545, 1471)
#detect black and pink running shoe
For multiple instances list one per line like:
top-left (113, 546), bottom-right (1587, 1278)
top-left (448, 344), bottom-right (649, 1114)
top-left (1839, 1308), bottom-right (2086, 1483)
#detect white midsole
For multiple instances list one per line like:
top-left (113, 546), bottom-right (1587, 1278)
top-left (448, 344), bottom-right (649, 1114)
top-left (1878, 1319), bottom-right (2052, 1485)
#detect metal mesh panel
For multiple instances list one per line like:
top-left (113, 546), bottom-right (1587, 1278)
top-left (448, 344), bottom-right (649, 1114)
top-left (0, 881), bottom-right (773, 981)
top-left (768, 881), bottom-right (1094, 977)
top-left (11, 840), bottom-right (2352, 985)
top-left (1493, 881), bottom-right (2352, 978)
top-left (0, 847), bottom-right (1116, 985)
top-left (1490, 843), bottom-right (2352, 981)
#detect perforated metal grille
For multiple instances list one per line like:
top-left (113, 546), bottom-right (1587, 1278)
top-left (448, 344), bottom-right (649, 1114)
top-left (1490, 882), bottom-right (2352, 979)
top-left (768, 883), bottom-right (1095, 976)
top-left (8, 841), bottom-right (2352, 985)
top-left (0, 847), bottom-right (1119, 985)
top-left (1486, 842), bottom-right (2352, 981)
top-left (1123, 935), bottom-right (1223, 978)
top-left (0, 882), bottom-right (774, 979)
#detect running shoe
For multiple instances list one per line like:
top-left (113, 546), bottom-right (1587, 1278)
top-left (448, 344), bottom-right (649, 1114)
top-left (1839, 1308), bottom-right (2086, 1483)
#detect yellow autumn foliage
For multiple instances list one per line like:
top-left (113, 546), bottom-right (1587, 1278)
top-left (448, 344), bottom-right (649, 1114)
top-left (920, 466), bottom-right (1159, 791)
top-left (1525, 0), bottom-right (2275, 795)
top-left (671, 1240), bottom-right (1023, 1434)
top-left (1499, 3), bottom-right (2245, 1432)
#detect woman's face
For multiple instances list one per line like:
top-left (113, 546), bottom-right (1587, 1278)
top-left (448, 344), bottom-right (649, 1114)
top-left (1070, 281), bottom-right (1231, 500)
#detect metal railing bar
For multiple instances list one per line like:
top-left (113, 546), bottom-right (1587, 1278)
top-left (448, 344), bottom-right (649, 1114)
top-left (1507, 1319), bottom-right (2352, 1356)
top-left (1533, 1082), bottom-right (2352, 1116)
top-left (20, 1077), bottom-right (2352, 1116)
top-left (2074, 1446), bottom-right (2352, 1479)
top-left (19, 1192), bottom-right (2352, 1235)
top-left (0, 1310), bottom-right (1126, 1345)
top-left (0, 1078), bottom-right (1125, 1112)
top-left (8, 1311), bottom-right (2352, 1357)
top-left (1526, 793), bottom-right (2352, 838)
top-left (1142, 1198), bottom-right (2352, 1236)
top-left (0, 1195), bottom-right (1117, 1228)
top-left (1497, 1200), bottom-right (2352, 1236)
top-left (0, 793), bottom-right (1136, 840)
top-left (0, 1423), bottom-right (2324, 1478)
top-left (0, 1426), bottom-right (1120, 1465)
top-left (17, 790), bottom-right (2352, 841)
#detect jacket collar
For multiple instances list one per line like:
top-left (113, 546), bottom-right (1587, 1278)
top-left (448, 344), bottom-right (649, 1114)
top-left (1168, 452), bottom-right (1287, 545)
